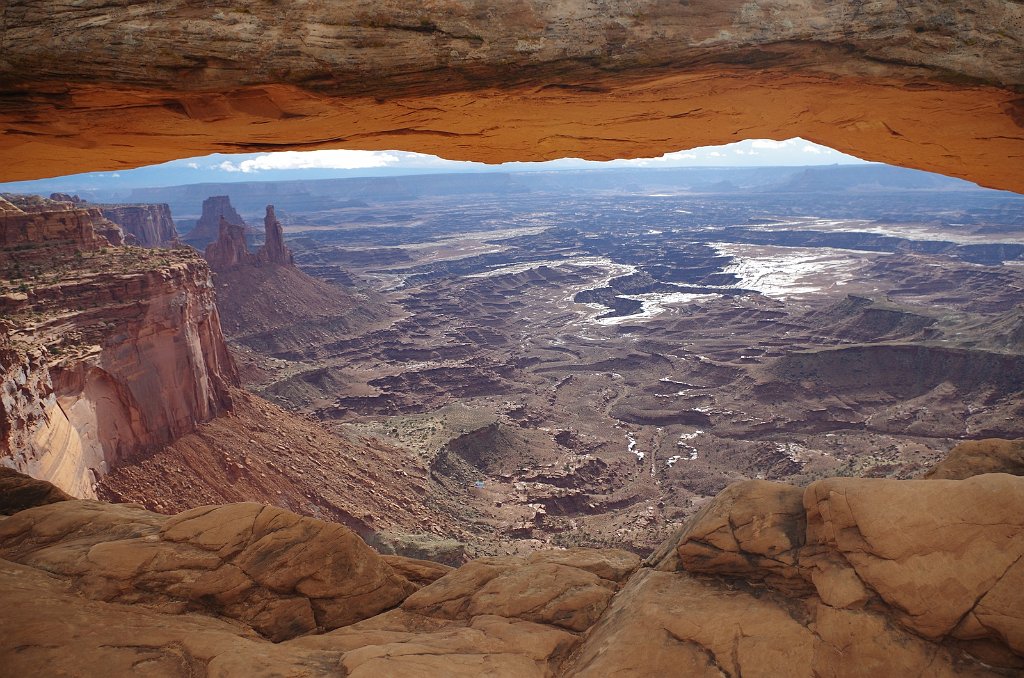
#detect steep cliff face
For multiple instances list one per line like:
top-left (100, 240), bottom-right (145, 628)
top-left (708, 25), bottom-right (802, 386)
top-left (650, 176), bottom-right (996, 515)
top-left (1, 197), bottom-right (237, 498)
top-left (257, 205), bottom-right (293, 266)
top-left (98, 203), bottom-right (179, 247)
top-left (186, 195), bottom-right (250, 249)
top-left (205, 217), bottom-right (254, 272)
top-left (0, 2), bottom-right (1021, 191)
top-left (0, 193), bottom-right (122, 255)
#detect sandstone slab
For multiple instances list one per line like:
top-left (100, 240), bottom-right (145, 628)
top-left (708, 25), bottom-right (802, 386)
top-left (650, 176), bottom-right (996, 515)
top-left (0, 500), bottom-right (415, 641)
top-left (0, 2), bottom-right (1022, 191)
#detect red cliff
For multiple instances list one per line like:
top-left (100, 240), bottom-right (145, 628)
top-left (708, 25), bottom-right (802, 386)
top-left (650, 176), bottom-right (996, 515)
top-left (185, 195), bottom-right (250, 248)
top-left (99, 203), bottom-right (179, 247)
top-left (0, 193), bottom-right (123, 255)
top-left (1, 195), bottom-right (237, 498)
top-left (204, 216), bottom-right (255, 272)
top-left (256, 204), bottom-right (293, 266)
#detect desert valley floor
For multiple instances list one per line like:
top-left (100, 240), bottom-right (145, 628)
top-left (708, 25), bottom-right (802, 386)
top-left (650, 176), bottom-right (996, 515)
top-left (85, 166), bottom-right (1024, 556)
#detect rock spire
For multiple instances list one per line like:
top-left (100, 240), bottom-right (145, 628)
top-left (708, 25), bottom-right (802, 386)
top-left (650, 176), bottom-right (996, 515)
top-left (257, 204), bottom-right (293, 266)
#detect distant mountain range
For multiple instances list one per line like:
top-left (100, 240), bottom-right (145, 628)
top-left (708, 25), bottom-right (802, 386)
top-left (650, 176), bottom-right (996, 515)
top-left (106, 164), bottom-right (991, 221)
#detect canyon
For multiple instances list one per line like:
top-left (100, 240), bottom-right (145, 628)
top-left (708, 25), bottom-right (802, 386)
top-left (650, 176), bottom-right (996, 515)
top-left (1, 2), bottom-right (1024, 676)
top-left (129, 167), bottom-right (1019, 555)
top-left (3, 163), bottom-right (1023, 676)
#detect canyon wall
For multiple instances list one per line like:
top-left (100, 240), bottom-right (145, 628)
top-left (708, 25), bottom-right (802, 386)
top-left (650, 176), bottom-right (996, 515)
top-left (0, 1), bottom-right (1022, 191)
top-left (98, 203), bottom-right (179, 247)
top-left (186, 195), bottom-right (250, 249)
top-left (205, 204), bottom-right (294, 271)
top-left (0, 198), bottom-right (237, 498)
top-left (0, 193), bottom-right (122, 253)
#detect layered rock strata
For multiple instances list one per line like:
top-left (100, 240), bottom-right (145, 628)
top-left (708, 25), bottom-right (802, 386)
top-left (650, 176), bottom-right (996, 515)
top-left (0, 193), bottom-right (124, 257)
top-left (98, 203), bottom-right (180, 247)
top-left (257, 205), bottom-right (293, 266)
top-left (205, 205), bottom-right (295, 272)
top-left (187, 196), bottom-right (250, 248)
top-left (1, 197), bottom-right (237, 498)
top-left (1, 2), bottom-right (1022, 191)
top-left (0, 462), bottom-right (1021, 676)
top-left (205, 217), bottom-right (254, 272)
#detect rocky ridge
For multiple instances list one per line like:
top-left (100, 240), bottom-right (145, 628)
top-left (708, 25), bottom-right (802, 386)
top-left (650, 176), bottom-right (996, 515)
top-left (205, 204), bottom-right (294, 272)
top-left (96, 389), bottom-right (461, 544)
top-left (1, 193), bottom-right (124, 255)
top-left (205, 217), bottom-right (254, 272)
top-left (0, 448), bottom-right (1021, 676)
top-left (43, 193), bottom-right (180, 248)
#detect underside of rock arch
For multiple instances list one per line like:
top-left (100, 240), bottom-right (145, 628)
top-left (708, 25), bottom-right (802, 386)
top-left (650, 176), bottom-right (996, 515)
top-left (1, 1), bottom-right (1022, 191)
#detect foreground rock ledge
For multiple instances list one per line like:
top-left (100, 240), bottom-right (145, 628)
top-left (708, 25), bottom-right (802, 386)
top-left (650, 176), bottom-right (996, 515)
top-left (1, 1), bottom-right (1023, 191)
top-left (1, 469), bottom-right (1022, 676)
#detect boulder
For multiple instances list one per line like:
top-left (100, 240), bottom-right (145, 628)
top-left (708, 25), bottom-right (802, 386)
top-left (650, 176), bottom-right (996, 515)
top-left (0, 500), bottom-right (415, 641)
top-left (803, 474), bottom-right (1024, 648)
top-left (401, 551), bottom-right (628, 632)
top-left (381, 554), bottom-right (453, 587)
top-left (671, 479), bottom-right (810, 595)
top-left (0, 467), bottom-right (72, 515)
top-left (925, 438), bottom-right (1024, 480)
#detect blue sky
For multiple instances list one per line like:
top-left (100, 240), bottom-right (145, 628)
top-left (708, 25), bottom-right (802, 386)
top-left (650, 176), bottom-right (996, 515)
top-left (0, 138), bottom-right (866, 198)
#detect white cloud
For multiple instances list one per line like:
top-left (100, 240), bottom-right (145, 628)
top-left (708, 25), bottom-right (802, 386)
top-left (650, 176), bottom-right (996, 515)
top-left (751, 139), bottom-right (795, 149)
top-left (801, 145), bottom-right (824, 154)
top-left (110, 173), bottom-right (120, 177)
top-left (218, 149), bottom-right (402, 173)
top-left (186, 162), bottom-right (200, 169)
top-left (707, 151), bottom-right (725, 157)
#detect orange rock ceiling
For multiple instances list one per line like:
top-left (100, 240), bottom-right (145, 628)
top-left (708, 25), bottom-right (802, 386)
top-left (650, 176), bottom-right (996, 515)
top-left (1, 1), bottom-right (1021, 191)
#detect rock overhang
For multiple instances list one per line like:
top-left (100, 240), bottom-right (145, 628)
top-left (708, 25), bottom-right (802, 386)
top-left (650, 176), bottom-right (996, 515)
top-left (0, 1), bottom-right (1022, 191)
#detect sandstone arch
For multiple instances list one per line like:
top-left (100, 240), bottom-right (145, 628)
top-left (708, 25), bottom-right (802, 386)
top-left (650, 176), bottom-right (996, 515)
top-left (1, 1), bottom-right (1022, 190)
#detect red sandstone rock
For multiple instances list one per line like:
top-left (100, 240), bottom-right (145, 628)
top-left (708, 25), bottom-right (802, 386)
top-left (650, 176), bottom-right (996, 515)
top-left (0, 3), bottom-right (1022, 192)
top-left (256, 204), bottom-right (293, 266)
top-left (0, 193), bottom-right (111, 256)
top-left (0, 470), bottom-right (1022, 675)
top-left (0, 499), bottom-right (415, 641)
top-left (205, 216), bottom-right (255, 271)
top-left (0, 467), bottom-right (72, 515)
top-left (924, 438), bottom-right (1024, 479)
top-left (1, 205), bottom-right (238, 497)
top-left (99, 203), bottom-right (179, 247)
top-left (187, 196), bottom-right (250, 248)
